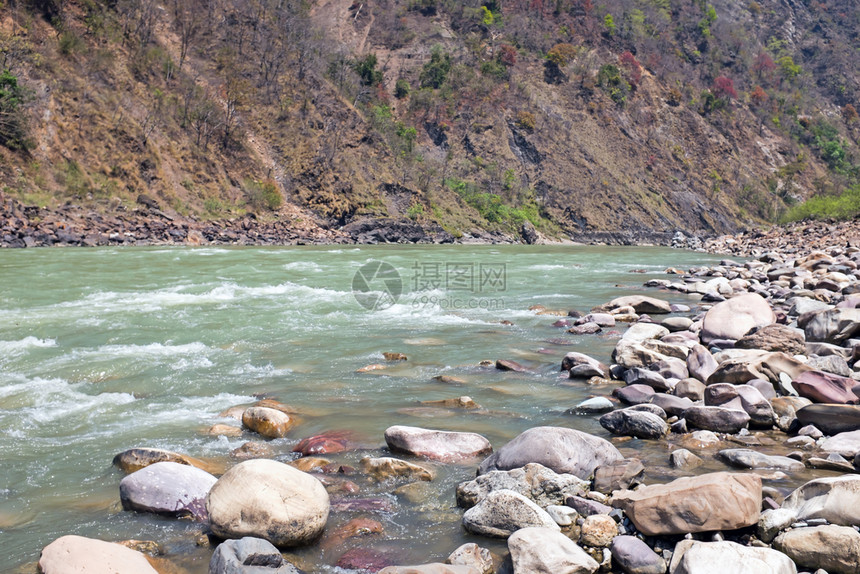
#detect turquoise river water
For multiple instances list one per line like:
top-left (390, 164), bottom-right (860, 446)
top-left (0, 245), bottom-right (752, 572)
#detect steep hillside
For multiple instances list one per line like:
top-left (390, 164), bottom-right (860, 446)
top-left (0, 0), bottom-right (857, 243)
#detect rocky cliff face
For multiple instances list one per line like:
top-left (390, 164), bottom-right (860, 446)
top-left (0, 0), bottom-right (856, 243)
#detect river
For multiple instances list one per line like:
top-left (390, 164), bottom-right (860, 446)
top-left (1, 244), bottom-right (730, 572)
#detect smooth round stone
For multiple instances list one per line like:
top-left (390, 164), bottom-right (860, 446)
top-left (477, 426), bottom-right (622, 480)
top-left (207, 459), bottom-right (330, 547)
top-left (38, 535), bottom-right (159, 574)
top-left (120, 461), bottom-right (217, 521)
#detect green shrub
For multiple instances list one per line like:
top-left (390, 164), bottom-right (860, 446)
top-left (515, 111), bottom-right (536, 131)
top-left (480, 59), bottom-right (507, 80)
top-left (354, 54), bottom-right (383, 87)
top-left (394, 79), bottom-right (411, 99)
top-left (58, 31), bottom-right (84, 55)
top-left (244, 179), bottom-right (282, 211)
top-left (781, 184), bottom-right (860, 222)
top-left (420, 45), bottom-right (451, 89)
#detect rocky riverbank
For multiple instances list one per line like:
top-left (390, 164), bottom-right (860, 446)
top-left (0, 192), bottom-right (470, 248)
top-left (29, 231), bottom-right (860, 574)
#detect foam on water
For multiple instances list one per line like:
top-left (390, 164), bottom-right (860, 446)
top-left (283, 261), bottom-right (323, 272)
top-left (0, 373), bottom-right (136, 429)
top-left (0, 336), bottom-right (57, 356)
top-left (229, 362), bottom-right (293, 377)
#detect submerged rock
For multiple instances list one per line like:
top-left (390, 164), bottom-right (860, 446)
top-left (360, 456), bottom-right (434, 482)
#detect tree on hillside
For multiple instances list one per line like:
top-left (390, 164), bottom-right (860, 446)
top-left (0, 69), bottom-right (29, 150)
top-left (544, 43), bottom-right (577, 84)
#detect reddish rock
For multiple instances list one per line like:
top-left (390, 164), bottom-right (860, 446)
top-left (793, 371), bottom-right (860, 404)
top-left (336, 548), bottom-right (404, 572)
top-left (293, 431), bottom-right (355, 456)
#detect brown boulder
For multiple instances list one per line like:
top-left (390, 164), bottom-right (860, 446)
top-left (735, 323), bottom-right (806, 355)
top-left (242, 406), bottom-right (293, 438)
top-left (611, 472), bottom-right (761, 536)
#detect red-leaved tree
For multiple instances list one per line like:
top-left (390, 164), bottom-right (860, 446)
top-left (619, 50), bottom-right (642, 87)
top-left (499, 44), bottom-right (518, 67)
top-left (713, 76), bottom-right (737, 101)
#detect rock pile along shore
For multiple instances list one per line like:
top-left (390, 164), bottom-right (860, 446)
top-left (31, 223), bottom-right (860, 574)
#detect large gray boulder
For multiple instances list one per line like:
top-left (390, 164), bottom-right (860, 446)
top-left (456, 462), bottom-right (587, 508)
top-left (701, 293), bottom-right (775, 344)
top-left (207, 459), bottom-right (329, 547)
top-left (774, 525), bottom-right (860, 574)
top-left (683, 406), bottom-right (750, 433)
top-left (612, 472), bottom-right (761, 536)
top-left (38, 535), bottom-right (159, 574)
top-left (781, 475), bottom-right (860, 526)
top-left (669, 540), bottom-right (796, 574)
top-left (384, 425), bottom-right (492, 462)
top-left (803, 307), bottom-right (860, 344)
top-left (462, 489), bottom-right (559, 538)
top-left (477, 427), bottom-right (622, 480)
top-left (508, 527), bottom-right (599, 574)
top-left (599, 409), bottom-right (668, 439)
top-left (209, 537), bottom-right (301, 573)
top-left (119, 461), bottom-right (216, 521)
